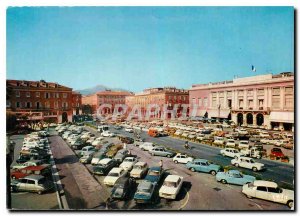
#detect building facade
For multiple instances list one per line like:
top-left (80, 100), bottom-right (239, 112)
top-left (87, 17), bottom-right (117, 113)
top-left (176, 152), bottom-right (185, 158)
top-left (189, 73), bottom-right (294, 131)
top-left (6, 79), bottom-right (81, 123)
top-left (125, 87), bottom-right (189, 119)
top-left (82, 90), bottom-right (133, 114)
top-left (72, 91), bottom-right (83, 116)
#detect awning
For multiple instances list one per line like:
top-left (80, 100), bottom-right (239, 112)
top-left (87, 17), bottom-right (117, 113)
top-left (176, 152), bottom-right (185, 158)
top-left (208, 109), bottom-right (230, 118)
top-left (269, 111), bottom-right (294, 123)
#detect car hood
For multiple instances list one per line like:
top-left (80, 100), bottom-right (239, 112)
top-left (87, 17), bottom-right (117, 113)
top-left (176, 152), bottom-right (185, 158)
top-left (159, 185), bottom-right (178, 194)
top-left (134, 192), bottom-right (151, 200)
top-left (254, 162), bottom-right (264, 167)
top-left (104, 176), bottom-right (118, 183)
top-left (131, 169), bottom-right (142, 175)
top-left (120, 162), bottom-right (133, 168)
top-left (281, 189), bottom-right (294, 198)
top-left (145, 175), bottom-right (159, 183)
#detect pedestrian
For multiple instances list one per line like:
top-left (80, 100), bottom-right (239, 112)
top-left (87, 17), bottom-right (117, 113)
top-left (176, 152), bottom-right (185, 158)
top-left (159, 159), bottom-right (163, 168)
top-left (123, 143), bottom-right (127, 149)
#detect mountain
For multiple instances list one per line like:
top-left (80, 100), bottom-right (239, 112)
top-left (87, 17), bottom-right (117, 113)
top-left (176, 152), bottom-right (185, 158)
top-left (76, 85), bottom-right (130, 95)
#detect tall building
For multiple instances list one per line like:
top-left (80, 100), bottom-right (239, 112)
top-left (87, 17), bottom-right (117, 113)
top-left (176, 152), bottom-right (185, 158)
top-left (6, 79), bottom-right (81, 123)
top-left (72, 91), bottom-right (82, 116)
top-left (125, 87), bottom-right (189, 119)
top-left (189, 72), bottom-right (294, 131)
top-left (82, 90), bottom-right (133, 114)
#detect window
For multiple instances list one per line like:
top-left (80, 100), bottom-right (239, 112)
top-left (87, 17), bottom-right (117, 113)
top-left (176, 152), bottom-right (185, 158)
top-left (62, 102), bottom-right (68, 108)
top-left (36, 102), bottom-right (41, 109)
top-left (45, 92), bottom-right (50, 99)
top-left (45, 101), bottom-right (50, 108)
top-left (198, 98), bottom-right (202, 106)
top-left (54, 101), bottom-right (59, 109)
top-left (256, 186), bottom-right (268, 192)
top-left (63, 93), bottom-right (67, 98)
top-left (203, 97), bottom-right (208, 107)
top-left (239, 99), bottom-right (244, 108)
top-left (26, 102), bottom-right (31, 108)
top-left (248, 100), bottom-right (253, 108)
top-left (192, 98), bottom-right (196, 104)
top-left (56, 93), bottom-right (60, 98)
top-left (285, 96), bottom-right (293, 109)
top-left (16, 102), bottom-right (21, 108)
top-left (228, 99), bottom-right (232, 108)
top-left (267, 187), bottom-right (281, 193)
top-left (27, 180), bottom-right (35, 185)
top-left (272, 88), bottom-right (280, 95)
top-left (212, 98), bottom-right (217, 107)
top-left (36, 92), bottom-right (40, 97)
top-left (272, 95), bottom-right (280, 108)
top-left (257, 89), bottom-right (264, 95)
top-left (26, 92), bottom-right (30, 98)
top-left (16, 91), bottom-right (20, 97)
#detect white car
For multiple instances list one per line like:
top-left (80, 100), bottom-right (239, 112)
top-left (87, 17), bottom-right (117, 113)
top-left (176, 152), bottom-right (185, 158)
top-left (225, 139), bottom-right (236, 148)
top-left (91, 137), bottom-right (104, 146)
top-left (220, 148), bottom-right (243, 158)
top-left (238, 128), bottom-right (248, 135)
top-left (173, 153), bottom-right (194, 164)
top-left (103, 167), bottom-right (128, 186)
top-left (238, 140), bottom-right (250, 149)
top-left (260, 132), bottom-right (270, 138)
top-left (130, 161), bottom-right (148, 178)
top-left (274, 140), bottom-right (290, 147)
top-left (139, 142), bottom-right (155, 151)
top-left (125, 127), bottom-right (133, 133)
top-left (86, 137), bottom-right (96, 144)
top-left (231, 157), bottom-right (264, 172)
top-left (80, 146), bottom-right (95, 156)
top-left (213, 137), bottom-right (225, 145)
top-left (101, 131), bottom-right (115, 137)
top-left (119, 157), bottom-right (138, 171)
top-left (159, 175), bottom-right (183, 200)
top-left (242, 180), bottom-right (294, 208)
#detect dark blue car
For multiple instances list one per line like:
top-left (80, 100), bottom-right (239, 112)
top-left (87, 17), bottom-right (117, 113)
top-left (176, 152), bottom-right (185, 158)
top-left (144, 166), bottom-right (164, 184)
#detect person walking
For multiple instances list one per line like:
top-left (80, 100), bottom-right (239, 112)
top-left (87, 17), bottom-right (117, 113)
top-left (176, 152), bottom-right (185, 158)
top-left (159, 159), bottom-right (163, 168)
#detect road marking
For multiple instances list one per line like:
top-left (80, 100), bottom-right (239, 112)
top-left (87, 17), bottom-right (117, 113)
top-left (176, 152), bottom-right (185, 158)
top-left (249, 199), bottom-right (263, 210)
top-left (178, 188), bottom-right (190, 210)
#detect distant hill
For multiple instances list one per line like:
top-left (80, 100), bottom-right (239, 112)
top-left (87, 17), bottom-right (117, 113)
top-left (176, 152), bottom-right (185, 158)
top-left (76, 85), bottom-right (129, 95)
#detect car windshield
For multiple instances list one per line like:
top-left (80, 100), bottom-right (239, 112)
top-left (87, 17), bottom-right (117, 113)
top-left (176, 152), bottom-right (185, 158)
top-left (163, 181), bottom-right (177, 187)
top-left (249, 159), bottom-right (255, 163)
top-left (133, 165), bottom-right (143, 170)
top-left (38, 178), bottom-right (46, 185)
top-left (124, 158), bottom-right (133, 162)
top-left (138, 187), bottom-right (151, 194)
top-left (149, 170), bottom-right (160, 176)
top-left (108, 172), bottom-right (119, 177)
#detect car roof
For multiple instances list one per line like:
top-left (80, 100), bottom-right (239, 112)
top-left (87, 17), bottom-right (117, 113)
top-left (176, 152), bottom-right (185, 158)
top-left (138, 180), bottom-right (153, 189)
top-left (193, 159), bottom-right (208, 163)
top-left (110, 167), bottom-right (123, 173)
top-left (124, 157), bottom-right (135, 160)
top-left (149, 166), bottom-right (162, 171)
top-left (99, 158), bottom-right (112, 164)
top-left (135, 161), bottom-right (146, 166)
top-left (164, 175), bottom-right (182, 182)
top-left (254, 180), bottom-right (278, 188)
top-left (225, 148), bottom-right (237, 150)
top-left (24, 174), bottom-right (44, 180)
top-left (227, 170), bottom-right (241, 175)
top-left (22, 165), bottom-right (47, 171)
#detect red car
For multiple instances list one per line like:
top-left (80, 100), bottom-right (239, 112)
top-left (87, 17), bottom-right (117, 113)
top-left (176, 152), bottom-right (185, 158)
top-left (11, 165), bottom-right (51, 180)
top-left (270, 148), bottom-right (285, 158)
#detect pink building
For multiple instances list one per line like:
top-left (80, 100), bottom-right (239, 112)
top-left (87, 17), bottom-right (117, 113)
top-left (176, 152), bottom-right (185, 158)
top-left (189, 72), bottom-right (294, 131)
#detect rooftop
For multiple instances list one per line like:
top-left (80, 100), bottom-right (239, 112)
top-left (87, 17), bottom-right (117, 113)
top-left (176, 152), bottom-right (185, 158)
top-left (7, 79), bottom-right (72, 90)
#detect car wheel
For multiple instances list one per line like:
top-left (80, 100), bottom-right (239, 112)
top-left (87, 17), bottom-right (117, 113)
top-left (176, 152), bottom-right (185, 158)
top-left (190, 167), bottom-right (196, 172)
top-left (252, 167), bottom-right (258, 172)
top-left (287, 200), bottom-right (293, 209)
top-left (167, 154), bottom-right (171, 158)
top-left (174, 160), bottom-right (178, 164)
top-left (221, 179), bottom-right (227, 184)
top-left (210, 170), bottom-right (217, 176)
top-left (38, 190), bottom-right (42, 195)
top-left (235, 163), bottom-right (239, 167)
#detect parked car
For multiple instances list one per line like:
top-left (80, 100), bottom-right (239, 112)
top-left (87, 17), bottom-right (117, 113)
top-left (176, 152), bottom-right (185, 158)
top-left (130, 162), bottom-right (149, 178)
top-left (110, 176), bottom-right (136, 200)
top-left (93, 158), bottom-right (118, 175)
top-left (231, 157), bottom-right (264, 172)
top-left (220, 148), bottom-right (243, 158)
top-left (186, 159), bottom-right (221, 175)
top-left (119, 136), bottom-right (134, 144)
top-left (101, 131), bottom-right (116, 137)
top-left (145, 166), bottom-right (164, 184)
top-left (173, 153), bottom-right (194, 164)
top-left (270, 148), bottom-right (285, 158)
top-left (125, 127), bottom-right (133, 133)
top-left (80, 146), bottom-right (95, 157)
top-left (239, 140), bottom-right (250, 149)
top-left (139, 142), bottom-right (155, 151)
top-left (274, 140), bottom-right (290, 147)
top-left (104, 167), bottom-right (128, 186)
top-left (16, 155), bottom-right (32, 164)
top-left (149, 147), bottom-right (176, 158)
top-left (216, 170), bottom-right (256, 185)
top-left (242, 180), bottom-right (294, 208)
top-left (11, 165), bottom-right (51, 179)
top-left (91, 152), bottom-right (107, 165)
top-left (12, 160), bottom-right (46, 170)
top-left (119, 157), bottom-right (138, 171)
top-left (11, 175), bottom-right (53, 194)
top-left (283, 142), bottom-right (293, 150)
top-left (71, 139), bottom-right (86, 150)
top-left (114, 149), bottom-right (129, 163)
top-left (134, 180), bottom-right (156, 204)
top-left (225, 139), bottom-right (236, 148)
top-left (213, 137), bottom-right (225, 146)
top-left (79, 152), bottom-right (94, 164)
top-left (159, 175), bottom-right (183, 200)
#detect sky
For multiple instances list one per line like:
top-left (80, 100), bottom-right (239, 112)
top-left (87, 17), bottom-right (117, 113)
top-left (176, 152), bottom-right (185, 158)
top-left (6, 7), bottom-right (294, 92)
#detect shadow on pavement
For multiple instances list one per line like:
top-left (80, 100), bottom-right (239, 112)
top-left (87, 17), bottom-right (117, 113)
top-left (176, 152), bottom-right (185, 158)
top-left (54, 155), bottom-right (78, 165)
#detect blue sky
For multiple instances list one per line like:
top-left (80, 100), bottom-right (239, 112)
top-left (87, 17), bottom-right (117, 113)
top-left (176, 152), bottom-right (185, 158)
top-left (7, 7), bottom-right (294, 92)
